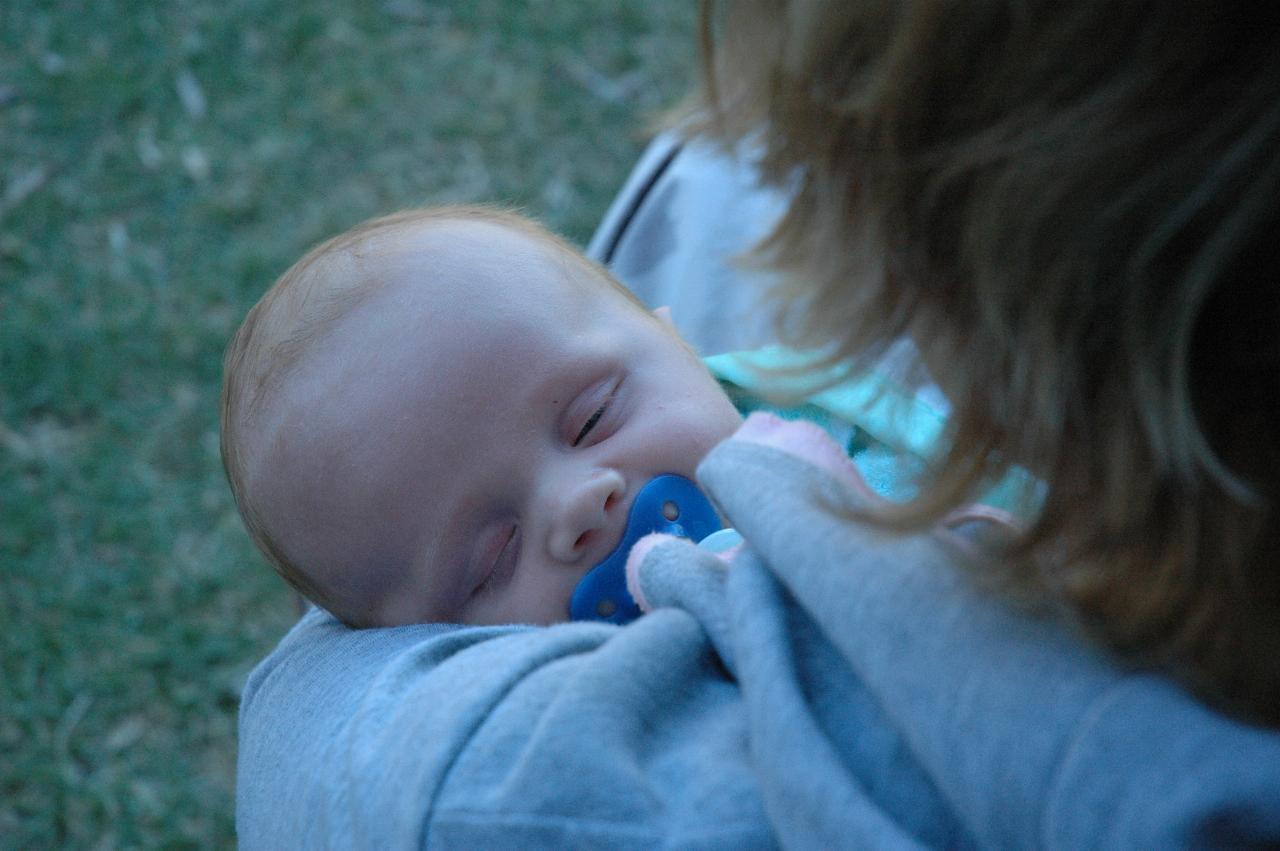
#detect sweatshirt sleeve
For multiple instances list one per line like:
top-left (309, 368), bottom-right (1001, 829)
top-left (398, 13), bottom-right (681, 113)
top-left (679, 422), bottom-right (1280, 849)
top-left (236, 606), bottom-right (774, 850)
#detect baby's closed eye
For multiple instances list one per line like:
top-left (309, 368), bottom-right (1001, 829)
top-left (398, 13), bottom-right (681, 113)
top-left (568, 376), bottom-right (622, 448)
top-left (472, 523), bottom-right (521, 597)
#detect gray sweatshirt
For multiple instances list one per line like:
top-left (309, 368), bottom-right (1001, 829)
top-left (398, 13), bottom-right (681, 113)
top-left (237, 418), bottom-right (1280, 849)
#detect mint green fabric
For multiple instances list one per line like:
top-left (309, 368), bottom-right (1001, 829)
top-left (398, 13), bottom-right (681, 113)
top-left (706, 346), bottom-right (1038, 514)
top-left (707, 347), bottom-right (947, 457)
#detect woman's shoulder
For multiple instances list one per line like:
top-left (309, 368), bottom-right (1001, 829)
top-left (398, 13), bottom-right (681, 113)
top-left (685, 420), bottom-right (1280, 847)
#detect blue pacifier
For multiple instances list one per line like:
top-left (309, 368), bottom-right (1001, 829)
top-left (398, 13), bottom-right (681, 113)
top-left (569, 475), bottom-right (723, 625)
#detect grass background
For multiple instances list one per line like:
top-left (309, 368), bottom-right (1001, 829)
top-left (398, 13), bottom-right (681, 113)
top-left (1, 2), bottom-right (696, 846)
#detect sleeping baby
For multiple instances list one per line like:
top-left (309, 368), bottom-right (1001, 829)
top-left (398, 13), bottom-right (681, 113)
top-left (219, 206), bottom-right (743, 628)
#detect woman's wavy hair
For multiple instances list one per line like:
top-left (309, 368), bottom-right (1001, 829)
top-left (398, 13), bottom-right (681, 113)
top-left (690, 0), bottom-right (1280, 724)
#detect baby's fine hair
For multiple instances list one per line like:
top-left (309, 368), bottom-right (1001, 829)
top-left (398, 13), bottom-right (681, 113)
top-left (219, 205), bottom-right (637, 620)
top-left (693, 0), bottom-right (1280, 723)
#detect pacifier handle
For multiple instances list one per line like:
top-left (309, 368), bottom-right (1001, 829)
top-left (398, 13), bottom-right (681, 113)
top-left (568, 475), bottom-right (722, 625)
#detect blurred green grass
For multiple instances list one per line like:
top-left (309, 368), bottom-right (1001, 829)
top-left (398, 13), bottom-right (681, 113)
top-left (0, 1), bottom-right (695, 846)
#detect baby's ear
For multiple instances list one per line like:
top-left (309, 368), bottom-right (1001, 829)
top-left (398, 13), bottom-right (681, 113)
top-left (651, 304), bottom-right (702, 357)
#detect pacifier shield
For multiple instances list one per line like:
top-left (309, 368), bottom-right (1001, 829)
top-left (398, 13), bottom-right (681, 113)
top-left (568, 475), bottom-right (722, 624)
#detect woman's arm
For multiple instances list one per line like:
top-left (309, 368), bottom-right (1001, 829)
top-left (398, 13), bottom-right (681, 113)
top-left (236, 607), bottom-right (773, 849)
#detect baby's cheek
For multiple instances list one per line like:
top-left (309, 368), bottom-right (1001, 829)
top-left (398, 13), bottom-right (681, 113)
top-left (696, 399), bottom-right (746, 450)
top-left (687, 425), bottom-right (736, 472)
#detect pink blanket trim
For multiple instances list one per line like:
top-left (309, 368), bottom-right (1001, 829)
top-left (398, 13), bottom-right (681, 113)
top-left (624, 412), bottom-right (1022, 611)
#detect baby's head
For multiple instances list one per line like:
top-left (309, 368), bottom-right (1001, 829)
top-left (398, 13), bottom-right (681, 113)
top-left (221, 206), bottom-right (742, 628)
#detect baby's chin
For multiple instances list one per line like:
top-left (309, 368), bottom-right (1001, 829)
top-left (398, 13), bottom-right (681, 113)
top-left (332, 587), bottom-right (428, 629)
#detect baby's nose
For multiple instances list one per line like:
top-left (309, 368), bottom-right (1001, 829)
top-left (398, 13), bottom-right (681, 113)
top-left (547, 470), bottom-right (625, 563)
